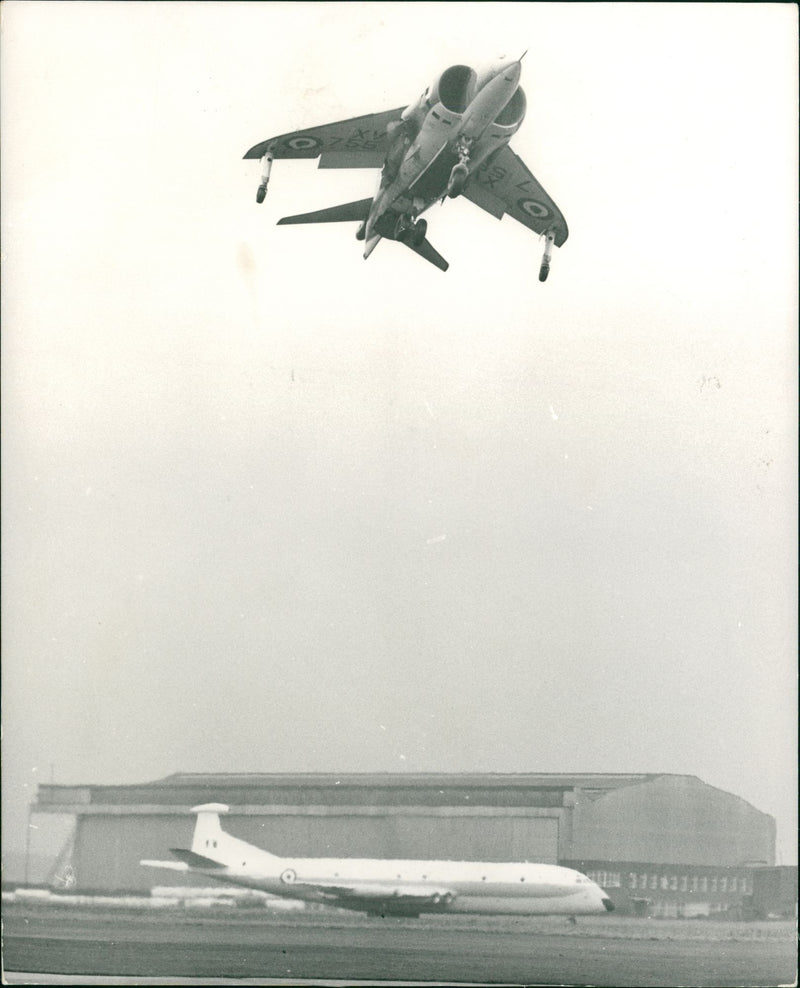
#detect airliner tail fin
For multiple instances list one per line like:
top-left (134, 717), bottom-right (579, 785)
top-left (190, 803), bottom-right (229, 855)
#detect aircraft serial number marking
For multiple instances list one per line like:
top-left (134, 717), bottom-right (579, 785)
top-left (326, 130), bottom-right (386, 151)
top-left (476, 166), bottom-right (542, 200)
top-left (477, 164), bottom-right (506, 190)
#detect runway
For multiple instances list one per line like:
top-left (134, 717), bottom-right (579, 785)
top-left (3, 904), bottom-right (796, 986)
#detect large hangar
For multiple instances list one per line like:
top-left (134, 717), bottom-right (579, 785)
top-left (31, 771), bottom-right (775, 913)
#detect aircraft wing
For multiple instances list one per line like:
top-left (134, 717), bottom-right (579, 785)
top-left (244, 108), bottom-right (407, 168)
top-left (301, 880), bottom-right (456, 908)
top-left (464, 145), bottom-right (568, 247)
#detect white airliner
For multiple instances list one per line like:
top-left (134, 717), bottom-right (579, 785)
top-left (142, 803), bottom-right (614, 918)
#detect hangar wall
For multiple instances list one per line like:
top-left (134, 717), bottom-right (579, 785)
top-left (569, 775), bottom-right (775, 867)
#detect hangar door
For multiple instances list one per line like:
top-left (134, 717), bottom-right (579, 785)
top-left (234, 813), bottom-right (560, 864)
top-left (387, 814), bottom-right (559, 863)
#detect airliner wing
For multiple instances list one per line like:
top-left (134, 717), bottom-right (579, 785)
top-left (303, 880), bottom-right (456, 908)
top-left (244, 108), bottom-right (407, 168)
top-left (464, 145), bottom-right (568, 246)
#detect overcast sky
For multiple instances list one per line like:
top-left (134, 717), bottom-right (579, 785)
top-left (2, 2), bottom-right (797, 866)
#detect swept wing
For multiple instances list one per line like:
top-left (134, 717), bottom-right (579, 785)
top-left (299, 879), bottom-right (456, 910)
top-left (464, 145), bottom-right (568, 246)
top-left (244, 109), bottom-right (407, 169)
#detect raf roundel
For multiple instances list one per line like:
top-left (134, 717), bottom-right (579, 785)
top-left (284, 136), bottom-right (322, 152)
top-left (518, 198), bottom-right (550, 220)
top-left (280, 867), bottom-right (297, 884)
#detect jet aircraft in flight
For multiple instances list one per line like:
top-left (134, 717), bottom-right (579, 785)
top-left (244, 58), bottom-right (567, 278)
top-left (142, 803), bottom-right (613, 918)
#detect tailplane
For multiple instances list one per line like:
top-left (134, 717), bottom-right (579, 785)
top-left (277, 198), bottom-right (373, 226)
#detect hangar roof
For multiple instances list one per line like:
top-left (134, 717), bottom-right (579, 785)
top-left (35, 772), bottom-right (672, 811)
top-left (154, 771), bottom-right (660, 792)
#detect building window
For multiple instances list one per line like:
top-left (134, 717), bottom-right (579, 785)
top-left (680, 876), bottom-right (688, 892)
top-left (691, 875), bottom-right (699, 892)
top-left (628, 873), bottom-right (637, 890)
top-left (710, 877), bottom-right (717, 893)
top-left (730, 877), bottom-right (737, 893)
top-left (660, 875), bottom-right (669, 890)
top-left (669, 876), bottom-right (677, 891)
top-left (639, 874), bottom-right (647, 890)
top-left (720, 877), bottom-right (727, 893)
top-left (700, 876), bottom-right (708, 892)
top-left (650, 874), bottom-right (658, 890)
top-left (741, 877), bottom-right (749, 894)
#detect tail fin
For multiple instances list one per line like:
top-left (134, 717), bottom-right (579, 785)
top-left (277, 198), bottom-right (372, 226)
top-left (190, 803), bottom-right (229, 855)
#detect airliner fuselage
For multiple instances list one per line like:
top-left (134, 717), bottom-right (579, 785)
top-left (142, 804), bottom-right (613, 918)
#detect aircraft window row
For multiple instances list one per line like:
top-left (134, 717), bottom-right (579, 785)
top-left (626, 873), bottom-right (749, 894)
top-left (204, 839), bottom-right (218, 848)
top-left (585, 871), bottom-right (621, 888)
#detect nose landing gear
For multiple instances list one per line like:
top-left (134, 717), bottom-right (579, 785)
top-left (447, 163), bottom-right (468, 198)
top-left (446, 136), bottom-right (473, 198)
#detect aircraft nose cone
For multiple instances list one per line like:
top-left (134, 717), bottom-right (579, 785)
top-left (502, 61), bottom-right (522, 85)
top-left (602, 897), bottom-right (615, 912)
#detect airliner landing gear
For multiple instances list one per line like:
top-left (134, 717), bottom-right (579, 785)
top-left (256, 151), bottom-right (274, 203)
top-left (539, 228), bottom-right (555, 282)
top-left (447, 137), bottom-right (472, 198)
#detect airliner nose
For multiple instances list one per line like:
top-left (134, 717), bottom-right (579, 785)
top-left (602, 897), bottom-right (615, 912)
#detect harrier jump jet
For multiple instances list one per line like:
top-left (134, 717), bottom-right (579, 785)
top-left (142, 804), bottom-right (612, 918)
top-left (244, 58), bottom-right (567, 278)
